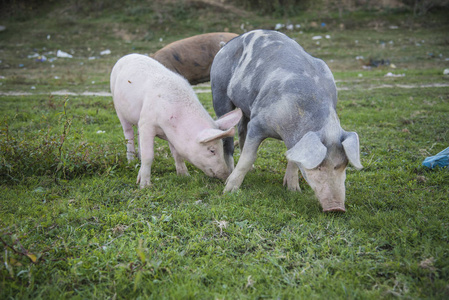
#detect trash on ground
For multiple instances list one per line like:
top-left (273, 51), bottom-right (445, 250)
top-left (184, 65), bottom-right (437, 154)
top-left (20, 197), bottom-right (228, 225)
top-left (275, 23), bottom-right (301, 30)
top-left (100, 49), bottom-right (111, 55)
top-left (444, 69), bottom-right (449, 75)
top-left (358, 58), bottom-right (391, 69)
top-left (369, 58), bottom-right (390, 67)
top-left (423, 147), bottom-right (449, 169)
top-left (28, 53), bottom-right (40, 59)
top-left (384, 72), bottom-right (405, 77)
top-left (35, 56), bottom-right (47, 62)
top-left (96, 130), bottom-right (106, 134)
top-left (312, 36), bottom-right (322, 40)
top-left (57, 50), bottom-right (73, 58)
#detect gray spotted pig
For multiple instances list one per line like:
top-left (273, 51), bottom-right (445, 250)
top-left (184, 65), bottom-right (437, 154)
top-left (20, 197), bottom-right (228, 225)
top-left (210, 30), bottom-right (362, 212)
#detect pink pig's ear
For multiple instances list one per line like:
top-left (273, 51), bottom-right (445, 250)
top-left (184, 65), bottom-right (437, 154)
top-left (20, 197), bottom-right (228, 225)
top-left (215, 108), bottom-right (242, 130)
top-left (197, 127), bottom-right (235, 144)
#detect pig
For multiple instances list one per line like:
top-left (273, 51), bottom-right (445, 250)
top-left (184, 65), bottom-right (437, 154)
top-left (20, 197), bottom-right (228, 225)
top-left (153, 32), bottom-right (238, 85)
top-left (210, 30), bottom-right (363, 212)
top-left (110, 54), bottom-right (242, 188)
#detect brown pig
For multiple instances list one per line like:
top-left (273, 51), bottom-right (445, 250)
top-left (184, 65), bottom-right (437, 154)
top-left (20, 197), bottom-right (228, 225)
top-left (153, 32), bottom-right (238, 85)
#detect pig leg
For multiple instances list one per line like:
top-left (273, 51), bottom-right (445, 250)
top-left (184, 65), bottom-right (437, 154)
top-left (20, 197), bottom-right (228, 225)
top-left (238, 115), bottom-right (249, 151)
top-left (224, 122), bottom-right (265, 192)
top-left (168, 142), bottom-right (189, 176)
top-left (283, 161), bottom-right (301, 192)
top-left (136, 125), bottom-right (156, 189)
top-left (136, 127), bottom-right (141, 160)
top-left (118, 115), bottom-right (137, 162)
top-left (213, 93), bottom-right (236, 171)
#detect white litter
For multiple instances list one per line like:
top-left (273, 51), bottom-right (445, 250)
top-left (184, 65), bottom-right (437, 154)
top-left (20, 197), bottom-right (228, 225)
top-left (312, 36), bottom-right (322, 40)
top-left (275, 23), bottom-right (284, 30)
top-left (96, 130), bottom-right (106, 134)
top-left (100, 49), bottom-right (111, 55)
top-left (27, 53), bottom-right (40, 59)
top-left (384, 72), bottom-right (405, 77)
top-left (57, 50), bottom-right (73, 58)
top-left (444, 69), bottom-right (449, 75)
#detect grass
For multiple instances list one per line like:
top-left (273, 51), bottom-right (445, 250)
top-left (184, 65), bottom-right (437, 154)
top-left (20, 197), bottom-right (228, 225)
top-left (1, 0), bottom-right (449, 299)
top-left (1, 88), bottom-right (448, 299)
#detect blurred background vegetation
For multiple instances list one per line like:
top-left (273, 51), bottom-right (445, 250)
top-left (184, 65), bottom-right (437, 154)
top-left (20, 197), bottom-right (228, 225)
top-left (2, 0), bottom-right (449, 20)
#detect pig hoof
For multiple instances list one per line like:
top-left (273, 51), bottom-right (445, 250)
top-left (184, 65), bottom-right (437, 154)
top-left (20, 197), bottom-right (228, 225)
top-left (139, 182), bottom-right (151, 189)
top-left (285, 184), bottom-right (301, 192)
top-left (323, 207), bottom-right (346, 213)
top-left (223, 185), bottom-right (239, 193)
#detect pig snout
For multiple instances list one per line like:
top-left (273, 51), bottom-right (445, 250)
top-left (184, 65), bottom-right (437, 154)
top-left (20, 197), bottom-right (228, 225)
top-left (206, 166), bottom-right (231, 180)
top-left (211, 170), bottom-right (231, 180)
top-left (302, 165), bottom-right (347, 213)
top-left (321, 200), bottom-right (346, 213)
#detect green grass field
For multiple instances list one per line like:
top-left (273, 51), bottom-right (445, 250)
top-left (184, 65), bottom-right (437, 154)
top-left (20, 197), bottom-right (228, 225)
top-left (1, 1), bottom-right (449, 299)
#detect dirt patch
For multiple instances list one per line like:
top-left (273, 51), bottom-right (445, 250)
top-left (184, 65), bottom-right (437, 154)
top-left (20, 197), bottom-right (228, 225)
top-left (2, 83), bottom-right (448, 97)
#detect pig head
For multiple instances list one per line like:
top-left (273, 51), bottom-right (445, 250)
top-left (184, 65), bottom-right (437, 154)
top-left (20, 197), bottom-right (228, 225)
top-left (210, 30), bottom-right (362, 212)
top-left (153, 32), bottom-right (238, 85)
top-left (286, 129), bottom-right (362, 212)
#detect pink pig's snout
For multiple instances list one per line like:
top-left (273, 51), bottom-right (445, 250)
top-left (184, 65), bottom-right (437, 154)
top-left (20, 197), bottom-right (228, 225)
top-left (312, 182), bottom-right (346, 213)
top-left (210, 167), bottom-right (231, 181)
top-left (318, 195), bottom-right (346, 213)
top-left (322, 204), bottom-right (346, 213)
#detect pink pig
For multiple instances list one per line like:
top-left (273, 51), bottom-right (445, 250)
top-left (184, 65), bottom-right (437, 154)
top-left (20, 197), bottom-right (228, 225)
top-left (110, 54), bottom-right (242, 188)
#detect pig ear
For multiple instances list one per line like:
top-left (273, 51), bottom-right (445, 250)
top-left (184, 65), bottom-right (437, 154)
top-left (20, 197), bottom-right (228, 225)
top-left (342, 132), bottom-right (363, 170)
top-left (286, 132), bottom-right (327, 169)
top-left (197, 127), bottom-right (236, 144)
top-left (215, 108), bottom-right (243, 130)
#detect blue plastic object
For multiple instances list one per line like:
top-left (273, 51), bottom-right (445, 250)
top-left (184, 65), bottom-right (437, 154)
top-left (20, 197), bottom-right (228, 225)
top-left (422, 147), bottom-right (449, 169)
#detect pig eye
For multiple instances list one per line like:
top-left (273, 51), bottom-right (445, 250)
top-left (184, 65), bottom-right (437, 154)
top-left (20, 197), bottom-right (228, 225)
top-left (208, 147), bottom-right (216, 154)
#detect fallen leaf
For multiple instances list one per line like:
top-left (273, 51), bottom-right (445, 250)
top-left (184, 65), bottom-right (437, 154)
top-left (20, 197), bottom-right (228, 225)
top-left (27, 253), bottom-right (37, 263)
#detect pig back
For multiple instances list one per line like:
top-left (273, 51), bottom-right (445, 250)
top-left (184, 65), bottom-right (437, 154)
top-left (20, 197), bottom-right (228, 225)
top-left (111, 54), bottom-right (205, 125)
top-left (153, 32), bottom-right (238, 85)
top-left (211, 30), bottom-right (338, 141)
